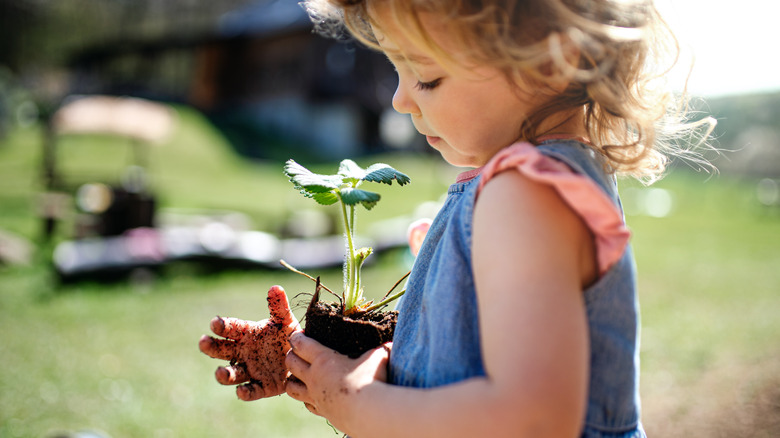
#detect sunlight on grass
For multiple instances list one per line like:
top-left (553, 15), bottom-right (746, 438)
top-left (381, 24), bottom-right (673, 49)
top-left (620, 173), bottom-right (780, 436)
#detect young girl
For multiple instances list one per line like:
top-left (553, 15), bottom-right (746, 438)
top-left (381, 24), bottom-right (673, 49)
top-left (200, 0), bottom-right (712, 436)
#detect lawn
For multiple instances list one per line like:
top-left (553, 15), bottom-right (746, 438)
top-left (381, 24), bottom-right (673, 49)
top-left (1, 106), bottom-right (778, 437)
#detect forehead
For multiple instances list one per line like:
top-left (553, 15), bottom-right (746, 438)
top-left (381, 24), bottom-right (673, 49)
top-left (369, 8), bottom-right (447, 67)
top-left (382, 45), bottom-right (436, 66)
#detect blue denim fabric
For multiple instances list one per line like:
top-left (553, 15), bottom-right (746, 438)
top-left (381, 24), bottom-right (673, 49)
top-left (389, 140), bottom-right (645, 437)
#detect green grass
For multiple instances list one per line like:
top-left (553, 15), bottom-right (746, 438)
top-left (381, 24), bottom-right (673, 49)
top-left (1, 107), bottom-right (778, 437)
top-left (621, 173), bottom-right (780, 436)
top-left (626, 174), bottom-right (780, 369)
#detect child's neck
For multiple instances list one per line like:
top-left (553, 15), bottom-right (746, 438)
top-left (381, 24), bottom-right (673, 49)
top-left (534, 107), bottom-right (589, 142)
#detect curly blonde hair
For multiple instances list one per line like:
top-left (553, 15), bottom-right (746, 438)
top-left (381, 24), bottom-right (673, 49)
top-left (304, 0), bottom-right (714, 182)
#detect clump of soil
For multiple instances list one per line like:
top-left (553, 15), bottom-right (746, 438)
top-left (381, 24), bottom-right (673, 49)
top-left (304, 293), bottom-right (397, 359)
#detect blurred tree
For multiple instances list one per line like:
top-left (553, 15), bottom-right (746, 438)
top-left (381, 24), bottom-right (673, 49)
top-left (0, 0), bottom-right (44, 71)
top-left (0, 0), bottom-right (253, 72)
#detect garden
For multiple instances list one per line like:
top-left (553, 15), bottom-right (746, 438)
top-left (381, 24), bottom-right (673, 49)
top-left (1, 106), bottom-right (778, 437)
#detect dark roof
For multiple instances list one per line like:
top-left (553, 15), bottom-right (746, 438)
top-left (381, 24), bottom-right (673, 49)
top-left (217, 0), bottom-right (312, 38)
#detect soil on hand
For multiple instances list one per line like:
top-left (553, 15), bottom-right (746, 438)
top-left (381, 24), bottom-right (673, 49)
top-left (304, 301), bottom-right (397, 358)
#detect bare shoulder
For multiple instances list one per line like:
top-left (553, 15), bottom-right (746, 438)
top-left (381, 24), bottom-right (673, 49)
top-left (475, 169), bottom-right (580, 235)
top-left (473, 168), bottom-right (597, 289)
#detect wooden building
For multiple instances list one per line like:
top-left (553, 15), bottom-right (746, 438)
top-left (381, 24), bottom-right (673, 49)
top-left (65, 0), bottom-right (412, 161)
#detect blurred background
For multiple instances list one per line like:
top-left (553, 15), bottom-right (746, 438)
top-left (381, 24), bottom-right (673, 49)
top-left (0, 0), bottom-right (778, 437)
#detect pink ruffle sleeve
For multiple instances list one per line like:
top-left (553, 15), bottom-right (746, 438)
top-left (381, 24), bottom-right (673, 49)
top-left (477, 142), bottom-right (630, 275)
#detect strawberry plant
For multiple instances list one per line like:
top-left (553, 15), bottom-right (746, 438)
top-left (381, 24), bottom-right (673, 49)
top-left (284, 158), bottom-right (411, 315)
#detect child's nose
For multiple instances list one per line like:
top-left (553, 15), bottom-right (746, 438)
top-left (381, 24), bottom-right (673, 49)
top-left (392, 83), bottom-right (419, 116)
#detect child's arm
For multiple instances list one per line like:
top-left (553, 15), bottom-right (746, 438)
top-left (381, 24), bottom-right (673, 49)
top-left (285, 170), bottom-right (594, 437)
top-left (199, 285), bottom-right (301, 401)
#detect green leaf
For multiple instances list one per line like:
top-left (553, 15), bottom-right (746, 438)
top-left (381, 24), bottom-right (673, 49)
top-left (340, 188), bottom-right (380, 210)
top-left (354, 247), bottom-right (373, 267)
top-left (284, 160), bottom-right (339, 194)
top-left (355, 247), bottom-right (373, 259)
top-left (363, 163), bottom-right (411, 186)
top-left (337, 159), bottom-right (366, 180)
top-left (312, 192), bottom-right (339, 206)
top-left (283, 159), bottom-right (314, 181)
top-left (291, 174), bottom-right (339, 193)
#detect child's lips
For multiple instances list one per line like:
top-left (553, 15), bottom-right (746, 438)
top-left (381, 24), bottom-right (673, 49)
top-left (426, 135), bottom-right (441, 146)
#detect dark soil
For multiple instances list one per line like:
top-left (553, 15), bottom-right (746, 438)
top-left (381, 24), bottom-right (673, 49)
top-left (304, 300), bottom-right (397, 359)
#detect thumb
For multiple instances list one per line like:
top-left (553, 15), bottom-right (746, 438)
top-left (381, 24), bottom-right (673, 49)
top-left (355, 343), bottom-right (391, 382)
top-left (267, 285), bottom-right (295, 326)
top-left (288, 331), bottom-right (333, 363)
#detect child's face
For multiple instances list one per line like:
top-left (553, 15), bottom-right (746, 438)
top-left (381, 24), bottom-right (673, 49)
top-left (372, 11), bottom-right (545, 168)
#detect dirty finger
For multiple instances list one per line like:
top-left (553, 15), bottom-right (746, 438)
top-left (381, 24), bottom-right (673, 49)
top-left (215, 364), bottom-right (249, 385)
top-left (199, 335), bottom-right (238, 361)
top-left (236, 381), bottom-right (270, 401)
top-left (210, 316), bottom-right (257, 341)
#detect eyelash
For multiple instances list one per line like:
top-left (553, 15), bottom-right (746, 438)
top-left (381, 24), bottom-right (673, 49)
top-left (415, 78), bottom-right (442, 91)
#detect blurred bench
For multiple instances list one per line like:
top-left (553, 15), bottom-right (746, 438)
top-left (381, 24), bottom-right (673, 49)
top-left (40, 95), bottom-right (175, 241)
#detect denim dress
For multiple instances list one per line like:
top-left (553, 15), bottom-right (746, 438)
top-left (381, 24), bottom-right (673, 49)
top-left (389, 140), bottom-right (646, 437)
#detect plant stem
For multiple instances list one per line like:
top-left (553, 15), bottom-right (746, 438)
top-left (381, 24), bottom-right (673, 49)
top-left (350, 203), bottom-right (357, 303)
top-left (350, 202), bottom-right (359, 305)
top-left (363, 289), bottom-right (406, 313)
top-left (349, 204), bottom-right (358, 308)
top-left (279, 259), bottom-right (341, 304)
top-left (339, 193), bottom-right (357, 310)
top-left (380, 270), bottom-right (411, 301)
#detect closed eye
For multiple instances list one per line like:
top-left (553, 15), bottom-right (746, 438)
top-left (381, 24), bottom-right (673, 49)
top-left (415, 78), bottom-right (442, 91)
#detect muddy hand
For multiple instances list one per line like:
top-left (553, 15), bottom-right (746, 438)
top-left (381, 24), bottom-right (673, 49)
top-left (199, 285), bottom-right (301, 401)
